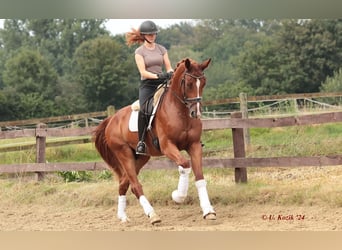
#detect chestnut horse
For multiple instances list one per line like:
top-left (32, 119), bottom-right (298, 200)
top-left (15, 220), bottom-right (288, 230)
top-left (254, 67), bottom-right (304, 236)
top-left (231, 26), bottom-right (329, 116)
top-left (93, 58), bottom-right (216, 224)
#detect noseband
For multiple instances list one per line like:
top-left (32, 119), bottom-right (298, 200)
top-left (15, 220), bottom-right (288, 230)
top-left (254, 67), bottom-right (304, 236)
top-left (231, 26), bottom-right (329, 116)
top-left (172, 71), bottom-right (205, 118)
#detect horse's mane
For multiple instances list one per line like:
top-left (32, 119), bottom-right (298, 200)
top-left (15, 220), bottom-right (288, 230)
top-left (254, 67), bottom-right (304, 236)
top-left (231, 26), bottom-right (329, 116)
top-left (173, 59), bottom-right (185, 75)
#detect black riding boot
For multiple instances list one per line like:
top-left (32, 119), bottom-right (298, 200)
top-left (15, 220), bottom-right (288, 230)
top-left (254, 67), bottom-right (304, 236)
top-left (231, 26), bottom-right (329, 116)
top-left (136, 111), bottom-right (148, 155)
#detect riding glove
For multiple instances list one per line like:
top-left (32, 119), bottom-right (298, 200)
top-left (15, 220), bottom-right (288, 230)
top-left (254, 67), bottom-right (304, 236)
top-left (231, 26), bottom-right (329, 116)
top-left (157, 71), bottom-right (173, 80)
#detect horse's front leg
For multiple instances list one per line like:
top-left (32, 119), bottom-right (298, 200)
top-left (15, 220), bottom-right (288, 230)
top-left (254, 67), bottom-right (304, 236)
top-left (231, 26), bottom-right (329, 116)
top-left (172, 165), bottom-right (192, 203)
top-left (160, 142), bottom-right (192, 203)
top-left (188, 142), bottom-right (216, 220)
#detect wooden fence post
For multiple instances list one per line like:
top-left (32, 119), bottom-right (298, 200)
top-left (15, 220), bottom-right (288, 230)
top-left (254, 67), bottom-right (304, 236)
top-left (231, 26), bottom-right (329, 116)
top-left (292, 98), bottom-right (299, 113)
top-left (239, 92), bottom-right (250, 146)
top-left (35, 123), bottom-right (47, 181)
top-left (107, 105), bottom-right (115, 117)
top-left (231, 112), bottom-right (248, 183)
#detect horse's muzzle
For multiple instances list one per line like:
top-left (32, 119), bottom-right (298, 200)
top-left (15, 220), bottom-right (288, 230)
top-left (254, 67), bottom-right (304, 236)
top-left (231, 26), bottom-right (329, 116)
top-left (190, 106), bottom-right (202, 119)
top-left (186, 97), bottom-right (202, 119)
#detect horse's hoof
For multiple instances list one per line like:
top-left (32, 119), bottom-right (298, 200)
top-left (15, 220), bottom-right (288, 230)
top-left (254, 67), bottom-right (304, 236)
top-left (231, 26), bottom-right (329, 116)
top-left (149, 211), bottom-right (162, 225)
top-left (171, 190), bottom-right (186, 203)
top-left (119, 216), bottom-right (130, 224)
top-left (204, 213), bottom-right (216, 220)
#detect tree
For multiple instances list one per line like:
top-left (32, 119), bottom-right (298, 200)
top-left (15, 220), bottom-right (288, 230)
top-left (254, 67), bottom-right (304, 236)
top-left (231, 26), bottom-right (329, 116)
top-left (0, 19), bottom-right (109, 76)
top-left (231, 19), bottom-right (342, 95)
top-left (0, 19), bottom-right (111, 118)
top-left (57, 19), bottom-right (109, 75)
top-left (320, 68), bottom-right (342, 92)
top-left (2, 48), bottom-right (60, 119)
top-left (3, 48), bottom-right (59, 99)
top-left (233, 34), bottom-right (286, 95)
top-left (0, 19), bottom-right (30, 51)
top-left (73, 36), bottom-right (137, 111)
top-left (276, 19), bottom-right (342, 93)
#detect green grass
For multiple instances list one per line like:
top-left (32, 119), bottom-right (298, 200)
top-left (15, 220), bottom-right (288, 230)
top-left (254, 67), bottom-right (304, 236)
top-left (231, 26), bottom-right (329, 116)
top-left (46, 143), bottom-right (100, 163)
top-left (1, 122), bottom-right (342, 208)
top-left (247, 124), bottom-right (341, 157)
top-left (201, 123), bottom-right (342, 157)
top-left (0, 123), bottom-right (341, 164)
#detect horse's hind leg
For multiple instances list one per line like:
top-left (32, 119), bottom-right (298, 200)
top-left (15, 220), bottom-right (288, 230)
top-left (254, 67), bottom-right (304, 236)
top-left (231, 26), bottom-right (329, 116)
top-left (117, 173), bottom-right (130, 222)
top-left (136, 156), bottom-right (162, 224)
top-left (104, 156), bottom-right (131, 223)
top-left (115, 147), bottom-right (161, 224)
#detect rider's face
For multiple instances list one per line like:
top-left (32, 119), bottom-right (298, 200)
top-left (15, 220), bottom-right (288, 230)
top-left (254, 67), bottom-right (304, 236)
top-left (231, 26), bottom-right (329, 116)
top-left (144, 33), bottom-right (157, 43)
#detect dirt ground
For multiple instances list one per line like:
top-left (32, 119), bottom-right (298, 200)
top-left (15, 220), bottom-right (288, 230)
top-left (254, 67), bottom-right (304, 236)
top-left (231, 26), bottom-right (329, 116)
top-left (0, 201), bottom-right (341, 231)
top-left (1, 165), bottom-right (342, 231)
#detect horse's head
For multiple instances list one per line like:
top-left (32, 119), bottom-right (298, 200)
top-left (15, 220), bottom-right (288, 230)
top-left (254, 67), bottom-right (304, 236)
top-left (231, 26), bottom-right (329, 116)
top-left (171, 58), bottom-right (211, 119)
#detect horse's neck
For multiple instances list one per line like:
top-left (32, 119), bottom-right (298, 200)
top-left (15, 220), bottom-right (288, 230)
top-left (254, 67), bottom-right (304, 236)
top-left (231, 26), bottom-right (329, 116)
top-left (162, 75), bottom-right (189, 115)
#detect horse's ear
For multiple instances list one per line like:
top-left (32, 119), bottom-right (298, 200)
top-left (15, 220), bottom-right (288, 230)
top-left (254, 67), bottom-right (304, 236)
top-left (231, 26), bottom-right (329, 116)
top-left (200, 58), bottom-right (211, 71)
top-left (185, 58), bottom-right (191, 71)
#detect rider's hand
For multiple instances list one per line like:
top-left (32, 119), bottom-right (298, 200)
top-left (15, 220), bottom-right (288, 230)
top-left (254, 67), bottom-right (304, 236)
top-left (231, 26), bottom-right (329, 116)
top-left (157, 71), bottom-right (173, 80)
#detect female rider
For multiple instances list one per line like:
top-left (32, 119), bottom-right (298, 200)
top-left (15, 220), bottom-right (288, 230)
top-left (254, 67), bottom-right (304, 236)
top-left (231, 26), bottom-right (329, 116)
top-left (126, 20), bottom-right (173, 155)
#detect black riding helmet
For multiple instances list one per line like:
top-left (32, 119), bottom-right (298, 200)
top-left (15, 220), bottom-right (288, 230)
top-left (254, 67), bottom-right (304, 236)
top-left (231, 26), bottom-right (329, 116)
top-left (139, 20), bottom-right (159, 34)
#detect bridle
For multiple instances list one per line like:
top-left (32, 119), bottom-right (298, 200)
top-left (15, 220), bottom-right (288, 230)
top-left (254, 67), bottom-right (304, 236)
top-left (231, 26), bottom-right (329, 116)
top-left (171, 71), bottom-right (205, 118)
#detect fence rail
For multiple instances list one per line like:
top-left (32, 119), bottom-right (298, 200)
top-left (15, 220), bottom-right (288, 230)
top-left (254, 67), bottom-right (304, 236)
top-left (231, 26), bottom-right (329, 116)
top-left (1, 92), bottom-right (341, 130)
top-left (202, 91), bottom-right (342, 106)
top-left (1, 110), bottom-right (341, 182)
top-left (203, 111), bottom-right (342, 129)
top-left (1, 111), bottom-right (341, 139)
top-left (1, 155), bottom-right (341, 174)
top-left (0, 106), bottom-right (115, 130)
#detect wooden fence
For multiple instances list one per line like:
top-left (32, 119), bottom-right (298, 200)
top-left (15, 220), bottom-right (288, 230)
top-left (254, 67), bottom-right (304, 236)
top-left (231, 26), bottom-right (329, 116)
top-left (0, 106), bottom-right (115, 130)
top-left (1, 110), bottom-right (341, 183)
top-left (202, 91), bottom-right (342, 106)
top-left (1, 92), bottom-right (341, 130)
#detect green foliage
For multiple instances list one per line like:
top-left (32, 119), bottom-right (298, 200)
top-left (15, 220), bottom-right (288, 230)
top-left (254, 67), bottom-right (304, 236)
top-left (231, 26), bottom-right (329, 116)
top-left (218, 19), bottom-right (342, 96)
top-left (54, 76), bottom-right (88, 115)
top-left (97, 170), bottom-right (113, 180)
top-left (274, 20), bottom-right (341, 93)
top-left (57, 170), bottom-right (112, 183)
top-left (0, 19), bottom-right (111, 119)
top-left (320, 68), bottom-right (342, 92)
top-left (2, 48), bottom-right (60, 119)
top-left (1, 18), bottom-right (341, 120)
top-left (58, 171), bottom-right (92, 183)
top-left (3, 49), bottom-right (58, 94)
top-left (73, 36), bottom-right (137, 111)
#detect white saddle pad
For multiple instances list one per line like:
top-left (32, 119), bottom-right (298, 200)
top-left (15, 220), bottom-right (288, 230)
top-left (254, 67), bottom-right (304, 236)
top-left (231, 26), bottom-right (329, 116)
top-left (128, 109), bottom-right (139, 132)
top-left (128, 86), bottom-right (165, 133)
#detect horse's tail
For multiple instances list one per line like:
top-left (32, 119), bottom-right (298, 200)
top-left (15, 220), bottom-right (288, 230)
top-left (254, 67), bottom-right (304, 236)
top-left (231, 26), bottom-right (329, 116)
top-left (93, 117), bottom-right (118, 171)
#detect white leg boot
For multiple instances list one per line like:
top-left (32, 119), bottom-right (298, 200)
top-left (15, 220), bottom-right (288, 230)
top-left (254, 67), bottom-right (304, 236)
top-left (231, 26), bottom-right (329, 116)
top-left (172, 166), bottom-right (191, 203)
top-left (195, 179), bottom-right (216, 219)
top-left (117, 195), bottom-right (129, 222)
top-left (139, 195), bottom-right (161, 224)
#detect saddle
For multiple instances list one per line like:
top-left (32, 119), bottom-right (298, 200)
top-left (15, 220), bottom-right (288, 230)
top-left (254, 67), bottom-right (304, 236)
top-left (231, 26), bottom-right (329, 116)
top-left (128, 84), bottom-right (166, 132)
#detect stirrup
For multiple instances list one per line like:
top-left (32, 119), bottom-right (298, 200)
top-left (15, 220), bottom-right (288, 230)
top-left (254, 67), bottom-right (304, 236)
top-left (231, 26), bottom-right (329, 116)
top-left (136, 141), bottom-right (147, 155)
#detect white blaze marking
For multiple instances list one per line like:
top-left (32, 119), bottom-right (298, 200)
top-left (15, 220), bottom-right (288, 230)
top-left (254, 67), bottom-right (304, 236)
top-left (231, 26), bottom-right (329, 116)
top-left (196, 79), bottom-right (201, 117)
